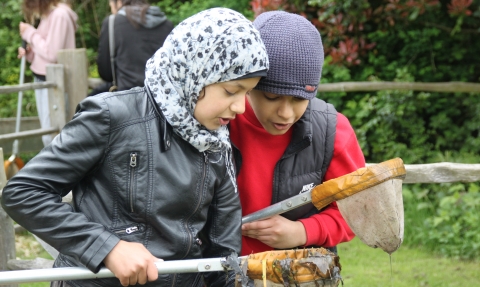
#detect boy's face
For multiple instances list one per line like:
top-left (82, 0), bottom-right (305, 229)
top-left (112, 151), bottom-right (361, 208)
top-left (247, 90), bottom-right (309, 135)
top-left (194, 77), bottom-right (261, 131)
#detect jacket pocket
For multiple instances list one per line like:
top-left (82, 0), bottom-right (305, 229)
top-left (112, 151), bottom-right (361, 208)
top-left (112, 224), bottom-right (146, 236)
top-left (127, 152), bottom-right (138, 213)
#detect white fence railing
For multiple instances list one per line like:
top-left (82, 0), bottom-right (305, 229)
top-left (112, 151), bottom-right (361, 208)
top-left (0, 49), bottom-right (89, 145)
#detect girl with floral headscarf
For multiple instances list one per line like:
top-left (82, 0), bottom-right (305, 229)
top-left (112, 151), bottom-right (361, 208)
top-left (2, 8), bottom-right (268, 287)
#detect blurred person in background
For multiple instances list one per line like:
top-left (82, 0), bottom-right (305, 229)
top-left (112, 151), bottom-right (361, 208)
top-left (18, 0), bottom-right (77, 146)
top-left (89, 0), bottom-right (173, 96)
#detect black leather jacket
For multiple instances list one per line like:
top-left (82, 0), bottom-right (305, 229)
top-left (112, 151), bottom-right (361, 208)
top-left (1, 87), bottom-right (241, 287)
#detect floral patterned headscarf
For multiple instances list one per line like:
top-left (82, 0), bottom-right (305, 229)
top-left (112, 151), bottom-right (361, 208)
top-left (145, 8), bottom-right (269, 192)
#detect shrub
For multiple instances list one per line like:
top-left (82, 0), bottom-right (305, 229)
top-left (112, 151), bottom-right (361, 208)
top-left (404, 182), bottom-right (480, 260)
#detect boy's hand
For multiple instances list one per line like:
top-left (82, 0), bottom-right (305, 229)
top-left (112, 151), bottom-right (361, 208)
top-left (241, 215), bottom-right (307, 249)
top-left (104, 240), bottom-right (162, 286)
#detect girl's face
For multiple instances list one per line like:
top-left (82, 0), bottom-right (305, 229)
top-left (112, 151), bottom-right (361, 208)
top-left (247, 90), bottom-right (309, 135)
top-left (194, 77), bottom-right (261, 131)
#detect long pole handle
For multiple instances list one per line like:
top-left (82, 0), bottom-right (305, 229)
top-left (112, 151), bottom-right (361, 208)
top-left (12, 40), bottom-right (27, 155)
top-left (0, 257), bottom-right (229, 285)
top-left (242, 190), bottom-right (312, 224)
top-left (242, 158), bottom-right (407, 224)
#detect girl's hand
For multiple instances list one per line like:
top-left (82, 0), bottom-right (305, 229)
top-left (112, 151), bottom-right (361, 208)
top-left (104, 240), bottom-right (162, 286)
top-left (241, 215), bottom-right (307, 249)
top-left (19, 22), bottom-right (31, 36)
top-left (18, 46), bottom-right (31, 59)
top-left (18, 47), bottom-right (26, 59)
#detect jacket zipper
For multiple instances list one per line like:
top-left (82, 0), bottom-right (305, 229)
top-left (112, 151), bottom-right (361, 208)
top-left (129, 152), bottom-right (137, 213)
top-left (114, 225), bottom-right (140, 235)
top-left (171, 274), bottom-right (177, 287)
top-left (182, 153), bottom-right (208, 258)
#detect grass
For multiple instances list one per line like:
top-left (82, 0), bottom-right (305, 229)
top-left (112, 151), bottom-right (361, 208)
top-left (339, 237), bottom-right (479, 286)
top-left (13, 233), bottom-right (479, 287)
top-left (14, 232), bottom-right (51, 287)
top-left (20, 281), bottom-right (50, 287)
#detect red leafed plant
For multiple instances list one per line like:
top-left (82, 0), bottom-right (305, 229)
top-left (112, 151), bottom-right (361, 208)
top-left (447, 0), bottom-right (473, 16)
top-left (250, 0), bottom-right (285, 17)
top-left (330, 38), bottom-right (361, 66)
top-left (250, 0), bottom-right (476, 67)
top-left (405, 0), bottom-right (440, 15)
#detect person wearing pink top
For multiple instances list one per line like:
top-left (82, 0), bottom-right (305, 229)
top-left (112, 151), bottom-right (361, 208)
top-left (230, 11), bottom-right (366, 256)
top-left (18, 0), bottom-right (77, 146)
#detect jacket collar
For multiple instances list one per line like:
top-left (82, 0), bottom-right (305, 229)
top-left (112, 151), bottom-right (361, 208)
top-left (145, 86), bottom-right (172, 152)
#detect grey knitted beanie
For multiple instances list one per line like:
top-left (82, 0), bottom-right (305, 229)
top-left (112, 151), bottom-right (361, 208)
top-left (253, 11), bottom-right (324, 100)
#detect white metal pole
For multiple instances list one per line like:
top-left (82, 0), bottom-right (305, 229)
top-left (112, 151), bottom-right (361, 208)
top-left (12, 42), bottom-right (27, 157)
top-left (0, 257), bottom-right (228, 285)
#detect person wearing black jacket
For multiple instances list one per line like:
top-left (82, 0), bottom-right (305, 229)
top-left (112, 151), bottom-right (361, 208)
top-left (2, 8), bottom-right (269, 287)
top-left (89, 0), bottom-right (173, 96)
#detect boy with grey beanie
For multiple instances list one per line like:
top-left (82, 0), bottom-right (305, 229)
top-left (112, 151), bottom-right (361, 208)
top-left (230, 11), bottom-right (366, 255)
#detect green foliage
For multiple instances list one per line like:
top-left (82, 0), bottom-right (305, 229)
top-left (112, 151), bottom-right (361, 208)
top-left (0, 0), bottom-right (37, 117)
top-left (156, 0), bottom-right (253, 25)
top-left (319, 0), bottom-right (480, 162)
top-left (0, 0), bottom-right (31, 86)
top-left (313, 0), bottom-right (480, 164)
top-left (321, 66), bottom-right (480, 164)
top-left (403, 182), bottom-right (480, 260)
top-left (425, 182), bottom-right (480, 259)
top-left (0, 91), bottom-right (37, 118)
top-left (73, 0), bottom-right (111, 68)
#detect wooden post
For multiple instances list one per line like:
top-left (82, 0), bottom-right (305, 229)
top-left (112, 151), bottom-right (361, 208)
top-left (46, 64), bottom-right (67, 133)
top-left (0, 148), bottom-right (18, 287)
top-left (57, 48), bottom-right (88, 121)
